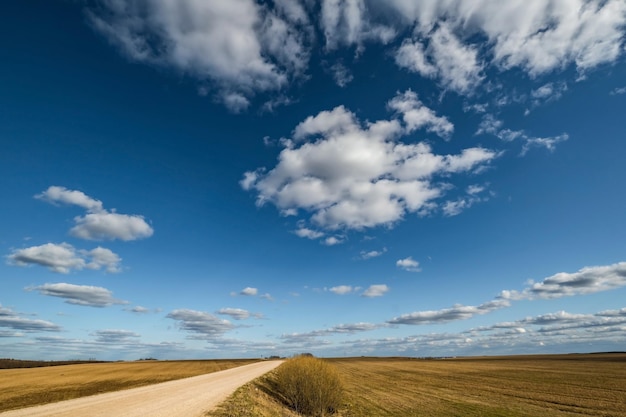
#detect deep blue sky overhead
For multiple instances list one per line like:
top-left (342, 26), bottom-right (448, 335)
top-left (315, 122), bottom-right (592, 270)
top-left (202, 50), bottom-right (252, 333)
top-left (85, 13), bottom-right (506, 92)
top-left (1, 0), bottom-right (626, 360)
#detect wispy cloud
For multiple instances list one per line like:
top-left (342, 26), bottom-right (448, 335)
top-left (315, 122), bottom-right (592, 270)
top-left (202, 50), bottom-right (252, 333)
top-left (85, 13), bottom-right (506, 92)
top-left (281, 322), bottom-right (384, 344)
top-left (217, 308), bottom-right (251, 320)
top-left (476, 114), bottom-right (568, 156)
top-left (328, 285), bottom-right (360, 295)
top-left (610, 86), bottom-right (626, 95)
top-left (501, 262), bottom-right (626, 300)
top-left (0, 305), bottom-right (61, 332)
top-left (92, 329), bottom-right (140, 343)
top-left (520, 134), bottom-right (569, 156)
top-left (26, 283), bottom-right (128, 307)
top-left (387, 299), bottom-right (510, 325)
top-left (328, 62), bottom-right (353, 87)
top-left (126, 306), bottom-right (152, 314)
top-left (360, 248), bottom-right (386, 260)
top-left (362, 284), bottom-right (389, 298)
top-left (530, 82), bottom-right (568, 106)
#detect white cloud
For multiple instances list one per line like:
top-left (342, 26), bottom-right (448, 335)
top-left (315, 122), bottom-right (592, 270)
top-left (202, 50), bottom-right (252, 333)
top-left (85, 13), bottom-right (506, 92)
top-left (395, 23), bottom-right (484, 95)
top-left (324, 236), bottom-right (344, 246)
top-left (37, 186), bottom-right (154, 241)
top-left (390, 0), bottom-right (626, 77)
top-left (92, 329), bottom-right (140, 343)
top-left (84, 247), bottom-right (122, 273)
top-left (320, 0), bottom-right (395, 50)
top-left (396, 256), bottom-right (421, 272)
top-left (127, 306), bottom-right (151, 314)
top-left (362, 284), bottom-right (389, 297)
top-left (476, 115), bottom-right (568, 155)
top-left (387, 299), bottom-right (510, 325)
top-left (530, 82), bottom-right (568, 107)
top-left (476, 114), bottom-right (503, 136)
top-left (167, 309), bottom-right (234, 337)
top-left (26, 283), bottom-right (128, 307)
top-left (217, 308), bottom-right (251, 320)
top-left (260, 293), bottom-right (274, 301)
top-left (0, 305), bottom-right (61, 332)
top-left (466, 184), bottom-right (486, 195)
top-left (521, 133), bottom-right (569, 156)
top-left (243, 92), bottom-right (498, 231)
top-left (329, 285), bottom-right (357, 295)
top-left (427, 23), bottom-right (484, 94)
top-left (329, 62), bottom-right (353, 87)
top-left (240, 287), bottom-right (258, 296)
top-left (476, 114), bottom-right (524, 142)
top-left (85, 1), bottom-right (626, 109)
top-left (442, 196), bottom-right (488, 217)
top-left (221, 92), bottom-right (250, 113)
top-left (501, 262), bottom-right (626, 300)
top-left (8, 243), bottom-right (85, 274)
top-left (88, 0), bottom-right (311, 111)
top-left (70, 212), bottom-right (153, 241)
top-left (292, 105), bottom-right (356, 140)
top-left (360, 248), bottom-right (386, 260)
top-left (387, 90), bottom-right (454, 139)
top-left (281, 322), bottom-right (382, 343)
top-left (7, 243), bottom-right (122, 274)
top-left (610, 86), bottom-right (626, 95)
top-left (395, 40), bottom-right (437, 77)
top-left (294, 227), bottom-right (324, 240)
top-left (35, 186), bottom-right (103, 212)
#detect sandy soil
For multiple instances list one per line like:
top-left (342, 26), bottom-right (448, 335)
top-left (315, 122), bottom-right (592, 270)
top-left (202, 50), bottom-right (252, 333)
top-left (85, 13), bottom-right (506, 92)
top-left (0, 360), bottom-right (282, 417)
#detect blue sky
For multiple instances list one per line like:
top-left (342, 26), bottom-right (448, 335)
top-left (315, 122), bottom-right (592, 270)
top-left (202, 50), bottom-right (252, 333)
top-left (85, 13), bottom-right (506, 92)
top-left (1, 0), bottom-right (626, 360)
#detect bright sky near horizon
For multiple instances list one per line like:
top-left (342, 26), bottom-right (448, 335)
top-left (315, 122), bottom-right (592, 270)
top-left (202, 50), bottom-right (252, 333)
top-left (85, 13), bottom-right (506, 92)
top-left (1, 0), bottom-right (626, 360)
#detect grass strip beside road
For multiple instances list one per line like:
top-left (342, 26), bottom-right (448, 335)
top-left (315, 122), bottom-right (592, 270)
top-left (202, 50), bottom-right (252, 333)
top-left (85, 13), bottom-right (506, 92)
top-left (0, 359), bottom-right (259, 413)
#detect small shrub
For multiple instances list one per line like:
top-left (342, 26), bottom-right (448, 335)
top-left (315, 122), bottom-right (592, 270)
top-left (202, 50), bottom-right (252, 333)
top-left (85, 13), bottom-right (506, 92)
top-left (274, 355), bottom-right (343, 417)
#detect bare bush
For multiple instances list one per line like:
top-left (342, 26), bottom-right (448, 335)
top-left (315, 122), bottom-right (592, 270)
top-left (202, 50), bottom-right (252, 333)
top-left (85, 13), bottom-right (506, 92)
top-left (274, 356), bottom-right (343, 416)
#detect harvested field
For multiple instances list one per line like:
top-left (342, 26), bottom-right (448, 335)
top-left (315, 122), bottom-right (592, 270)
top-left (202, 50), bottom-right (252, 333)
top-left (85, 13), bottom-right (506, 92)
top-left (0, 359), bottom-right (258, 413)
top-left (330, 354), bottom-right (626, 416)
top-left (210, 353), bottom-right (626, 417)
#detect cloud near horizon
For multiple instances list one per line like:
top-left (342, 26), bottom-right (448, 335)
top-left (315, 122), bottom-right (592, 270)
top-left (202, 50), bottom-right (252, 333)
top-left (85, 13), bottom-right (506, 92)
top-left (167, 309), bottom-right (234, 338)
top-left (501, 262), bottom-right (626, 300)
top-left (0, 305), bottom-right (61, 333)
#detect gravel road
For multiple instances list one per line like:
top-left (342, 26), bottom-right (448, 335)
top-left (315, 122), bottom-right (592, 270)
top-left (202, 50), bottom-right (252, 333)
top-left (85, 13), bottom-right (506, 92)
top-left (0, 360), bottom-right (282, 417)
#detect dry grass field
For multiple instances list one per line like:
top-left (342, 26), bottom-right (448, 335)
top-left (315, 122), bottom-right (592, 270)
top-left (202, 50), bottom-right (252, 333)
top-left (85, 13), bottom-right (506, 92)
top-left (0, 359), bottom-right (258, 413)
top-left (210, 353), bottom-right (626, 417)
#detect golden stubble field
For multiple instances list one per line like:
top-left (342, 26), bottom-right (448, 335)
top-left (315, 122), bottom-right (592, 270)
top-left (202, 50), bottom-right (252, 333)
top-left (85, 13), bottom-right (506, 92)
top-left (330, 354), bottom-right (626, 416)
top-left (210, 353), bottom-right (626, 417)
top-left (0, 359), bottom-right (258, 413)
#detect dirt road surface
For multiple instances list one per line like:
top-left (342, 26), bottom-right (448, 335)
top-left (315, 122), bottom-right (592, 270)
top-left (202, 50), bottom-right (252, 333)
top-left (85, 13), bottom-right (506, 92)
top-left (0, 360), bottom-right (282, 417)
